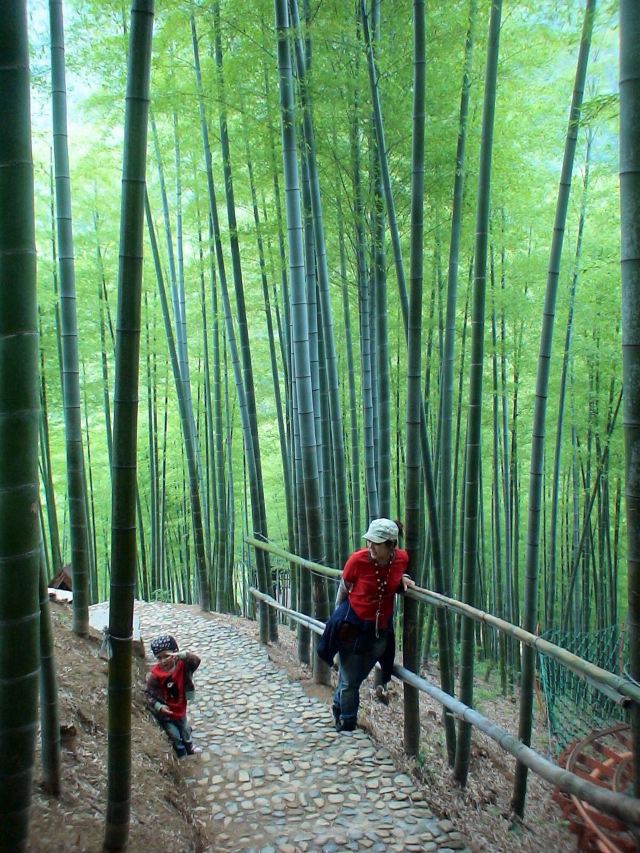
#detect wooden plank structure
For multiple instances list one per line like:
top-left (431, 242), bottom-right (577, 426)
top-left (49, 566), bottom-right (72, 591)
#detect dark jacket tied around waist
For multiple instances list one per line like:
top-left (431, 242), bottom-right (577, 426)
top-left (316, 599), bottom-right (396, 683)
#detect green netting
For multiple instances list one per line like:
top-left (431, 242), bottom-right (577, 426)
top-left (538, 624), bottom-right (629, 754)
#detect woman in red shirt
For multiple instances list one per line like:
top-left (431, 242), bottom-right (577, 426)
top-left (331, 518), bottom-right (414, 732)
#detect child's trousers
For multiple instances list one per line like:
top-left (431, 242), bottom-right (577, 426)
top-left (157, 714), bottom-right (193, 758)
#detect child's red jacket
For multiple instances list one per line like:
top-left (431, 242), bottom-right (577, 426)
top-left (145, 652), bottom-right (200, 719)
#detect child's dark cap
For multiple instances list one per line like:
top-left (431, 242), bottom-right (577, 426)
top-left (150, 634), bottom-right (179, 657)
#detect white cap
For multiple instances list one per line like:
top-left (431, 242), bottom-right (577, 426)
top-left (363, 518), bottom-right (399, 544)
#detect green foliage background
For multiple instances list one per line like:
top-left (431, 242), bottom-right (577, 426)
top-left (27, 0), bottom-right (622, 621)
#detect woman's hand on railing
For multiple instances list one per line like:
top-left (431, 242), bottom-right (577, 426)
top-left (401, 574), bottom-right (415, 592)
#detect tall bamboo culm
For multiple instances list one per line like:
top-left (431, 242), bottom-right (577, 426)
top-left (104, 1), bottom-right (154, 848)
top-left (0, 4), bottom-right (41, 849)
top-left (274, 0), bottom-right (331, 683)
top-left (513, 0), bottom-right (595, 815)
top-left (39, 551), bottom-right (61, 796)
top-left (50, 0), bottom-right (92, 635)
top-left (454, 0), bottom-right (502, 787)
top-left (620, 0), bottom-right (640, 799)
top-left (403, 0), bottom-right (427, 760)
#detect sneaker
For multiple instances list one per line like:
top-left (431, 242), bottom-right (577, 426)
top-left (185, 744), bottom-right (202, 755)
top-left (335, 717), bottom-right (356, 733)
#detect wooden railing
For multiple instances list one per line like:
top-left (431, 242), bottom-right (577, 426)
top-left (246, 535), bottom-right (640, 830)
top-left (245, 536), bottom-right (640, 707)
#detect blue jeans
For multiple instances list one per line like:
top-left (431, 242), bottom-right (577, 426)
top-left (157, 714), bottom-right (193, 757)
top-left (333, 630), bottom-right (390, 725)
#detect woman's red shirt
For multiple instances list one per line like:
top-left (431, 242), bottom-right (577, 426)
top-left (342, 547), bottom-right (409, 629)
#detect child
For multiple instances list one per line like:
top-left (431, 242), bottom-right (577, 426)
top-left (145, 634), bottom-right (201, 758)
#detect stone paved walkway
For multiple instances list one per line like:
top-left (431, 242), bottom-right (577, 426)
top-left (133, 601), bottom-right (470, 853)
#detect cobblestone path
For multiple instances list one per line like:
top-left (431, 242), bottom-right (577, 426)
top-left (134, 601), bottom-right (470, 853)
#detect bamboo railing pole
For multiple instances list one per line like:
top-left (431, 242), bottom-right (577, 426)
top-left (395, 664), bottom-right (640, 828)
top-left (245, 536), bottom-right (640, 706)
top-left (249, 587), bottom-right (325, 633)
top-left (245, 535), bottom-right (339, 579)
top-left (248, 586), bottom-right (640, 828)
top-left (409, 587), bottom-right (640, 706)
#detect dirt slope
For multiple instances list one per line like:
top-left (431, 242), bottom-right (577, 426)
top-left (28, 603), bottom-right (207, 852)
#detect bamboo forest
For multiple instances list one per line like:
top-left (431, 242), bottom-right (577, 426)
top-left (3, 0), bottom-right (640, 850)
